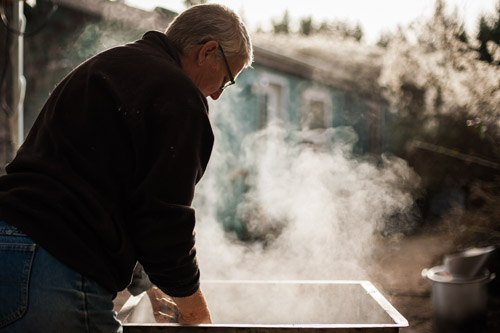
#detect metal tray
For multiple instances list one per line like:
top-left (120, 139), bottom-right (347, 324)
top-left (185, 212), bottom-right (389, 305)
top-left (119, 280), bottom-right (408, 332)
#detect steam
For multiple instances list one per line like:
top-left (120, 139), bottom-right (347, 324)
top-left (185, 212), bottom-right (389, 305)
top-left (193, 103), bottom-right (421, 282)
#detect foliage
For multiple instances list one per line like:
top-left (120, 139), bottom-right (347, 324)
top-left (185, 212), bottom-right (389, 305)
top-left (317, 19), bottom-right (363, 41)
top-left (376, 31), bottom-right (396, 48)
top-left (378, 0), bottom-right (500, 225)
top-left (270, 10), bottom-right (363, 42)
top-left (476, 0), bottom-right (500, 64)
top-left (448, 179), bottom-right (500, 249)
top-left (379, 0), bottom-right (500, 135)
top-left (183, 0), bottom-right (207, 7)
top-left (272, 10), bottom-right (290, 34)
top-left (299, 16), bottom-right (313, 36)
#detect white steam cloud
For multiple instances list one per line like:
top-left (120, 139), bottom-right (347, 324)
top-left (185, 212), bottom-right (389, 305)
top-left (194, 118), bottom-right (421, 282)
top-left (122, 102), bottom-right (421, 325)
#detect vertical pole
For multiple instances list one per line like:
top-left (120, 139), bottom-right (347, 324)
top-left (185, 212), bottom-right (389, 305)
top-left (10, 0), bottom-right (25, 149)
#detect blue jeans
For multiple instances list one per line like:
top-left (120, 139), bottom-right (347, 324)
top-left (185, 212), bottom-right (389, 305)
top-left (0, 220), bottom-right (122, 332)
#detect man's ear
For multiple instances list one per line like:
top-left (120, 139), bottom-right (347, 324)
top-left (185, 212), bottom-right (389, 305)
top-left (197, 40), bottom-right (219, 65)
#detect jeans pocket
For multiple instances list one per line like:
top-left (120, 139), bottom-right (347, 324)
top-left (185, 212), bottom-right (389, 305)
top-left (0, 235), bottom-right (36, 328)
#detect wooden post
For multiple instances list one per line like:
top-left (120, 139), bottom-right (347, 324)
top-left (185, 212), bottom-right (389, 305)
top-left (9, 0), bottom-right (25, 150)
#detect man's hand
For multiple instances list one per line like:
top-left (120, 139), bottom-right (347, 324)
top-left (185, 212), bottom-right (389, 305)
top-left (147, 286), bottom-right (211, 324)
top-left (147, 286), bottom-right (179, 323)
top-left (172, 287), bottom-right (212, 324)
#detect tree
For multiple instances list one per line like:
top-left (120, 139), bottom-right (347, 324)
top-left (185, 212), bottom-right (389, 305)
top-left (272, 10), bottom-right (290, 34)
top-left (351, 23), bottom-right (363, 42)
top-left (378, 0), bottom-right (500, 226)
top-left (183, 0), bottom-right (207, 7)
top-left (475, 0), bottom-right (500, 64)
top-left (299, 16), bottom-right (313, 36)
top-left (456, 23), bottom-right (468, 43)
top-left (376, 31), bottom-right (396, 48)
top-left (380, 0), bottom-right (500, 129)
top-left (316, 19), bottom-right (363, 42)
top-left (478, 16), bottom-right (494, 62)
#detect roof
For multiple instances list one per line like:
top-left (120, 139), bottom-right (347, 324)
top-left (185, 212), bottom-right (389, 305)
top-left (252, 33), bottom-right (385, 102)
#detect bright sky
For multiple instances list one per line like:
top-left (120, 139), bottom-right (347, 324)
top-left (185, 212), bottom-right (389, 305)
top-left (124, 0), bottom-right (498, 44)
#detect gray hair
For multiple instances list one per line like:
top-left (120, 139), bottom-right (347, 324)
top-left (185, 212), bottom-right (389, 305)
top-left (165, 4), bottom-right (253, 67)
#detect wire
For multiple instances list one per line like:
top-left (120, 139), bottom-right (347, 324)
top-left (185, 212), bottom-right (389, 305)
top-left (0, 0), bottom-right (58, 37)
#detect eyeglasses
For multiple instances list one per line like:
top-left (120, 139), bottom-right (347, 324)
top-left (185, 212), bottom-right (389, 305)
top-left (218, 44), bottom-right (235, 91)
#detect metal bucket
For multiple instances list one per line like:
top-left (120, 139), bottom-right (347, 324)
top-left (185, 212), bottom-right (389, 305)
top-left (422, 265), bottom-right (495, 333)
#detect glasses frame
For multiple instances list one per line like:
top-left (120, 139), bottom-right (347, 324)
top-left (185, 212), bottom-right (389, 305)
top-left (218, 44), bottom-right (235, 91)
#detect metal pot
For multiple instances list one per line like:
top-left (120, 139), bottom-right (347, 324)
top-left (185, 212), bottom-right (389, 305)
top-left (422, 265), bottom-right (495, 333)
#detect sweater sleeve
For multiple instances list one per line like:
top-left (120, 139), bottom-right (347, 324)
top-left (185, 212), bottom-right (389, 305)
top-left (128, 95), bottom-right (213, 297)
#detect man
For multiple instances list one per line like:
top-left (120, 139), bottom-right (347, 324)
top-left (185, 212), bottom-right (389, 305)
top-left (0, 3), bottom-right (253, 332)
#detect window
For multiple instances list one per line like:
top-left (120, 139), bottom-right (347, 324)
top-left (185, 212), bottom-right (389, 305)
top-left (301, 87), bottom-right (332, 130)
top-left (256, 73), bottom-right (288, 129)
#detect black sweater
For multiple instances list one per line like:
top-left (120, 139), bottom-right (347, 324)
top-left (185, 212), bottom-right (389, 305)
top-left (0, 31), bottom-right (214, 297)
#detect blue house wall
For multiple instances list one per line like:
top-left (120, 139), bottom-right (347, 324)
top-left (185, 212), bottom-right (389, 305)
top-left (204, 62), bottom-right (382, 237)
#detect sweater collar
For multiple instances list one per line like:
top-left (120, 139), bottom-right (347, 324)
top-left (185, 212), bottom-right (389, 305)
top-left (142, 31), bottom-right (182, 68)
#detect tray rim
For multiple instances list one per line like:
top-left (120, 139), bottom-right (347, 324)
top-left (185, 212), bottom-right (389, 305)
top-left (120, 279), bottom-right (409, 328)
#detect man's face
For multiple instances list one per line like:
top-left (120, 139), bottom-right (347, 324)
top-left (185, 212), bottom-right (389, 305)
top-left (182, 41), bottom-right (247, 100)
top-left (202, 59), bottom-right (245, 101)
top-left (200, 55), bottom-right (246, 100)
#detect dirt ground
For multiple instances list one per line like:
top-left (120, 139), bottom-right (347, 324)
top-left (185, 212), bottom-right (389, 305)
top-left (366, 228), bottom-right (500, 333)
